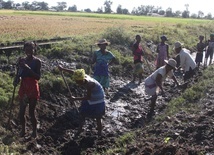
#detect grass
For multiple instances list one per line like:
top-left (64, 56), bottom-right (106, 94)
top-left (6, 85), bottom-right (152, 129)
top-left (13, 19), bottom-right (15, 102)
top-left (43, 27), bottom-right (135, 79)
top-left (101, 132), bottom-right (135, 155)
top-left (0, 72), bottom-right (15, 108)
top-left (157, 65), bottom-right (214, 120)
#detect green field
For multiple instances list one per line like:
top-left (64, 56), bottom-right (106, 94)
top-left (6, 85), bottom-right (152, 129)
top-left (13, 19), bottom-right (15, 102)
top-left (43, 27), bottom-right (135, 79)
top-left (1, 10), bottom-right (211, 23)
top-left (0, 9), bottom-right (214, 54)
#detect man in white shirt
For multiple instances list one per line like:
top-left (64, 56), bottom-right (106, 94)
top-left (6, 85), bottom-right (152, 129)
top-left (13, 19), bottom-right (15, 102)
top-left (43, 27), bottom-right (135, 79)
top-left (174, 41), bottom-right (197, 81)
top-left (144, 58), bottom-right (179, 116)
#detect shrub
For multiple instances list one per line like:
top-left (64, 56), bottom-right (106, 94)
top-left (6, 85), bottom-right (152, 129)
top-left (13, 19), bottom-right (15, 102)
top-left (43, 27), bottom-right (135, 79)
top-left (40, 74), bottom-right (65, 93)
top-left (102, 26), bottom-right (132, 46)
top-left (0, 96), bottom-right (8, 108)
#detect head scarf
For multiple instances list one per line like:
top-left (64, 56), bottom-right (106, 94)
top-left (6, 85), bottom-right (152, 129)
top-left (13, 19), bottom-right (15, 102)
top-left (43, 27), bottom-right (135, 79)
top-left (73, 69), bottom-right (85, 81)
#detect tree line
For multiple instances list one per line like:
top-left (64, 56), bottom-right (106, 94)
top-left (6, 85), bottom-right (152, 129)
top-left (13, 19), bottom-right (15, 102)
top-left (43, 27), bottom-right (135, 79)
top-left (0, 0), bottom-right (213, 20)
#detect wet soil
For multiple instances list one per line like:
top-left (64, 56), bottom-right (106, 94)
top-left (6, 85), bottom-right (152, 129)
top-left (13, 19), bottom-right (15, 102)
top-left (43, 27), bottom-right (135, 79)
top-left (1, 59), bottom-right (214, 155)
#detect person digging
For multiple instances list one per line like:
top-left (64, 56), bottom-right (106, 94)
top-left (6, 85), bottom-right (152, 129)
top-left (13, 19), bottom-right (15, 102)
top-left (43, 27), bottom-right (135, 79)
top-left (57, 66), bottom-right (105, 136)
top-left (144, 58), bottom-right (179, 116)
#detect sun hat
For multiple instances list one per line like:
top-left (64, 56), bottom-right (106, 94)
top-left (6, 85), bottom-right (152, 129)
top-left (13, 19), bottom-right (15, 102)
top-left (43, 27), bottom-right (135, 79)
top-left (164, 58), bottom-right (177, 69)
top-left (160, 35), bottom-right (168, 41)
top-left (73, 69), bottom-right (85, 81)
top-left (174, 41), bottom-right (183, 49)
top-left (95, 39), bottom-right (110, 45)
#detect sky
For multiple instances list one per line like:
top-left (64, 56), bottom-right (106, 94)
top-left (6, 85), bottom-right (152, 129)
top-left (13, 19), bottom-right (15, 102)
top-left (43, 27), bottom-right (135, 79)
top-left (14, 0), bottom-right (214, 15)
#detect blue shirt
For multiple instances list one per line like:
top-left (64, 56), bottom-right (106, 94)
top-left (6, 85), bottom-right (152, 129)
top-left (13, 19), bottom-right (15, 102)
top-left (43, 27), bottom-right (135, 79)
top-left (93, 50), bottom-right (115, 76)
top-left (85, 75), bottom-right (105, 105)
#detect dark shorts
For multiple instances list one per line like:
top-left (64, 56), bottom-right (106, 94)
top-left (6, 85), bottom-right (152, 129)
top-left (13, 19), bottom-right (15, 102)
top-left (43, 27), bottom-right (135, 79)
top-left (79, 100), bottom-right (105, 118)
top-left (205, 48), bottom-right (213, 59)
top-left (195, 52), bottom-right (203, 63)
top-left (184, 67), bottom-right (196, 81)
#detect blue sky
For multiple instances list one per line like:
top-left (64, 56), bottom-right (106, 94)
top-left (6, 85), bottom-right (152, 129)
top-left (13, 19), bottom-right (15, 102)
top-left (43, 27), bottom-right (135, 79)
top-left (14, 0), bottom-right (214, 15)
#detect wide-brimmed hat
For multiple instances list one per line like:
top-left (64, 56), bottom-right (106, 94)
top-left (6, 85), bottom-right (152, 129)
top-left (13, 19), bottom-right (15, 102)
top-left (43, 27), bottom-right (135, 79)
top-left (160, 35), bottom-right (168, 41)
top-left (164, 58), bottom-right (177, 69)
top-left (95, 39), bottom-right (110, 45)
top-left (174, 41), bottom-right (183, 49)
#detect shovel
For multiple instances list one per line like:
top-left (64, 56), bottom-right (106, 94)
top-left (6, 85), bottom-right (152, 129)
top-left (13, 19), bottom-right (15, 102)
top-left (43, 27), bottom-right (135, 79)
top-left (57, 61), bottom-right (79, 113)
top-left (6, 85), bottom-right (16, 130)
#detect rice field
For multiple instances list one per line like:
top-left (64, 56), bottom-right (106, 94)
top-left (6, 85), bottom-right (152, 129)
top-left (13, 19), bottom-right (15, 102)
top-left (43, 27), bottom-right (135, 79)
top-left (0, 10), bottom-right (213, 43)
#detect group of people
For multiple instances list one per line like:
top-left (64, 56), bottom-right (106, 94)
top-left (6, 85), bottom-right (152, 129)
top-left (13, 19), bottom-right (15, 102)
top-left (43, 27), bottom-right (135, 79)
top-left (132, 33), bottom-right (214, 115)
top-left (195, 33), bottom-right (214, 68)
top-left (12, 33), bottom-right (213, 138)
top-left (13, 39), bottom-right (115, 138)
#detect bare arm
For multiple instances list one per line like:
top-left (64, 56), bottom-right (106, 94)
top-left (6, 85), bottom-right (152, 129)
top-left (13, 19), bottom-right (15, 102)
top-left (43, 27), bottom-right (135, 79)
top-left (155, 73), bottom-right (164, 93)
top-left (72, 82), bottom-right (95, 101)
top-left (91, 52), bottom-right (97, 64)
top-left (108, 57), bottom-right (115, 66)
top-left (58, 65), bottom-right (74, 74)
top-left (156, 45), bottom-right (159, 53)
top-left (179, 53), bottom-right (185, 70)
top-left (34, 59), bottom-right (41, 80)
top-left (166, 45), bottom-right (169, 58)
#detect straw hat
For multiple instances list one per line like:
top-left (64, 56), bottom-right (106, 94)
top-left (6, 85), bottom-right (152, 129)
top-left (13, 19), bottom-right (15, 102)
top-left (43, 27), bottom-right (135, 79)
top-left (95, 39), bottom-right (110, 45)
top-left (174, 41), bottom-right (183, 49)
top-left (164, 58), bottom-right (177, 69)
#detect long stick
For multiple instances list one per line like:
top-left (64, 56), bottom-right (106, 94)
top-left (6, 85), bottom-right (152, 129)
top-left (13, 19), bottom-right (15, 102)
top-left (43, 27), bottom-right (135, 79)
top-left (6, 85), bottom-right (16, 130)
top-left (141, 42), bottom-right (154, 73)
top-left (144, 56), bottom-right (152, 73)
top-left (59, 69), bottom-right (79, 113)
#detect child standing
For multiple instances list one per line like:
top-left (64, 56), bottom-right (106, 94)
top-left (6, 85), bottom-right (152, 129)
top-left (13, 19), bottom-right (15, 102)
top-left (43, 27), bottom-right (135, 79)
top-left (204, 33), bottom-right (214, 67)
top-left (156, 35), bottom-right (169, 69)
top-left (195, 35), bottom-right (206, 69)
top-left (131, 34), bottom-right (145, 84)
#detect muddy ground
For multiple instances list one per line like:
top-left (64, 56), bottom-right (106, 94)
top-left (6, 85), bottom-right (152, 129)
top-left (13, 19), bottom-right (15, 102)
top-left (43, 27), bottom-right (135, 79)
top-left (1, 58), bottom-right (214, 155)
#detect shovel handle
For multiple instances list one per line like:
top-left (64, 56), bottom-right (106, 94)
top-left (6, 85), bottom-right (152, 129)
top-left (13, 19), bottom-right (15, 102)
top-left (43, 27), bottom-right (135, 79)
top-left (6, 85), bottom-right (16, 130)
top-left (57, 61), bottom-right (79, 113)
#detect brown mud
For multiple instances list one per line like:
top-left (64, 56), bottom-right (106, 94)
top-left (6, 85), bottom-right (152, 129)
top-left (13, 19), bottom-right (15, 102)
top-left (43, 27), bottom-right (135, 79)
top-left (1, 58), bottom-right (214, 155)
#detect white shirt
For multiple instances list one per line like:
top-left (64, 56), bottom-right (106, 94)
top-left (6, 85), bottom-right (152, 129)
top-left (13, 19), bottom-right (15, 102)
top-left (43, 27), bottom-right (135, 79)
top-left (145, 66), bottom-right (173, 84)
top-left (144, 66), bottom-right (173, 96)
top-left (179, 48), bottom-right (196, 72)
